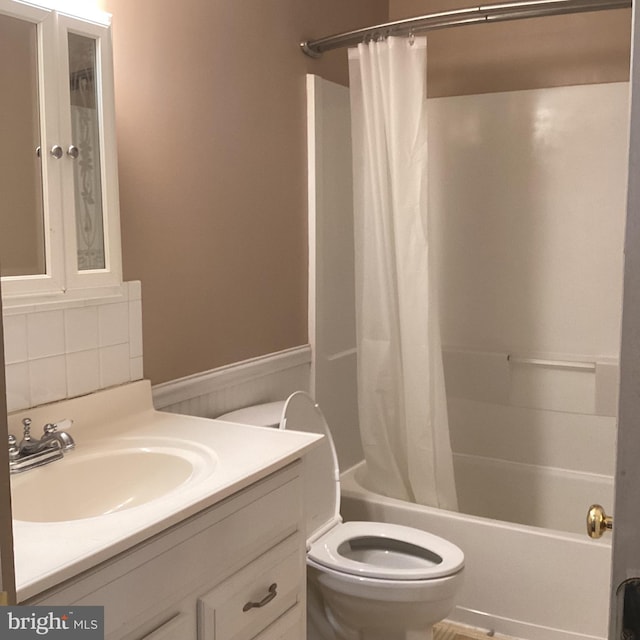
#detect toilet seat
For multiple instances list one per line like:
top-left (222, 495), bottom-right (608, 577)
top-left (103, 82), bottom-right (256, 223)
top-left (275, 392), bottom-right (464, 583)
top-left (308, 520), bottom-right (464, 580)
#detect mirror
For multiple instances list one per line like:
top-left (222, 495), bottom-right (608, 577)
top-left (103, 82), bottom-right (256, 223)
top-left (68, 31), bottom-right (105, 271)
top-left (0, 13), bottom-right (45, 277)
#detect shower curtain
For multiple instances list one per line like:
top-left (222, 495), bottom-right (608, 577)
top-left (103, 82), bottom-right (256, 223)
top-left (348, 36), bottom-right (458, 510)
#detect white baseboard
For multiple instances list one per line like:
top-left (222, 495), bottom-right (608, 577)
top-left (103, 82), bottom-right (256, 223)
top-left (152, 345), bottom-right (312, 417)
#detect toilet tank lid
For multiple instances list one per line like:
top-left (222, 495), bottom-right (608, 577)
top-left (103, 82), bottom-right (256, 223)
top-left (217, 401), bottom-right (285, 428)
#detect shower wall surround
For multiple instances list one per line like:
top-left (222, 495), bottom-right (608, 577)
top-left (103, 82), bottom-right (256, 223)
top-left (431, 81), bottom-right (627, 508)
top-left (431, 82), bottom-right (629, 358)
top-left (308, 76), bottom-right (628, 474)
top-left (2, 281), bottom-right (143, 412)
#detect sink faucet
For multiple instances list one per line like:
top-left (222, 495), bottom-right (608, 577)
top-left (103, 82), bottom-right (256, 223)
top-left (41, 420), bottom-right (75, 452)
top-left (9, 418), bottom-right (75, 473)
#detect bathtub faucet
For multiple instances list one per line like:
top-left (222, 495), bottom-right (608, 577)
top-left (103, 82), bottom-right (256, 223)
top-left (8, 417), bottom-right (75, 473)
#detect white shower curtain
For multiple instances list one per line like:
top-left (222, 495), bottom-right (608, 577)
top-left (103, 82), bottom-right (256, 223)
top-left (348, 36), bottom-right (458, 510)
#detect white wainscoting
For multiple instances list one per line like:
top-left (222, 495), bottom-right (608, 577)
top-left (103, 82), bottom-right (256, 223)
top-left (152, 345), bottom-right (312, 418)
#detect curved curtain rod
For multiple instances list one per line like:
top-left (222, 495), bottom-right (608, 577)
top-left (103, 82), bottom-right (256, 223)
top-left (300, 0), bottom-right (632, 58)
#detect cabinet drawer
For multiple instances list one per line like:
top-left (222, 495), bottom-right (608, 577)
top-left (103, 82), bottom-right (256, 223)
top-left (198, 535), bottom-right (304, 640)
top-left (252, 605), bottom-right (304, 640)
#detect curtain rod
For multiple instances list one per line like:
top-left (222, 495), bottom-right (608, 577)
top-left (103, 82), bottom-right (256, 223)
top-left (300, 0), bottom-right (631, 58)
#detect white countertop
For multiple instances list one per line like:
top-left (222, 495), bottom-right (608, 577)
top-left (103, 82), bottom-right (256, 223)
top-left (9, 381), bottom-right (321, 601)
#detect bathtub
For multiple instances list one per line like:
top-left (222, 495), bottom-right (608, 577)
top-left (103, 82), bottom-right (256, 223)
top-left (340, 459), bottom-right (612, 640)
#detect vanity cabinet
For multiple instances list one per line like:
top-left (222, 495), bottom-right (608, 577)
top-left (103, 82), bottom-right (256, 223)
top-left (27, 463), bottom-right (306, 640)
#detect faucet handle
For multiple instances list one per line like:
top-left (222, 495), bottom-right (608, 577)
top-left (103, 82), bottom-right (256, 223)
top-left (44, 419), bottom-right (73, 435)
top-left (22, 418), bottom-right (32, 439)
top-left (8, 434), bottom-right (19, 461)
top-left (42, 420), bottom-right (75, 452)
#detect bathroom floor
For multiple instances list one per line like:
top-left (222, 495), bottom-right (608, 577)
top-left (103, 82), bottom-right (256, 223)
top-left (434, 621), bottom-right (515, 640)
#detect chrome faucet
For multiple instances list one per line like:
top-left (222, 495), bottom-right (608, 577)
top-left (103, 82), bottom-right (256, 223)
top-left (8, 418), bottom-right (75, 473)
top-left (41, 420), bottom-right (75, 452)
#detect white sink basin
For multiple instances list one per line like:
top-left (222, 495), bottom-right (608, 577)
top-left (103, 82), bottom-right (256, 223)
top-left (11, 440), bottom-right (217, 522)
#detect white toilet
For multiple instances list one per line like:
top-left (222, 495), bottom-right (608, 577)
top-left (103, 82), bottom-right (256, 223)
top-left (218, 391), bottom-right (464, 640)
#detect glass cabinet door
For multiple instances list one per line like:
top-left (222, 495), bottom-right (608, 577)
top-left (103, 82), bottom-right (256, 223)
top-left (58, 12), bottom-right (121, 292)
top-left (67, 31), bottom-right (106, 271)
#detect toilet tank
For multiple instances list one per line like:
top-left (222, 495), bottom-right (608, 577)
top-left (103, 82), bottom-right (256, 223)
top-left (217, 401), bottom-right (285, 429)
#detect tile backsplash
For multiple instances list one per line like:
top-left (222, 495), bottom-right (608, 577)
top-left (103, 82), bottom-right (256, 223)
top-left (3, 281), bottom-right (143, 412)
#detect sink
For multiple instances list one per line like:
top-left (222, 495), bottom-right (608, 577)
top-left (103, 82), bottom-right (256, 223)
top-left (7, 380), bottom-right (323, 601)
top-left (11, 440), bottom-right (218, 522)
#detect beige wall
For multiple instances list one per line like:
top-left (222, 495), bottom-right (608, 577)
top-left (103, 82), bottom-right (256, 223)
top-left (100, 0), bottom-right (387, 385)
top-left (389, 0), bottom-right (631, 96)
top-left (100, 1), bottom-right (631, 386)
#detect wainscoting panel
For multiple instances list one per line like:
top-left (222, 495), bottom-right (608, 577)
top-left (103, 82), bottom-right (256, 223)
top-left (152, 345), bottom-right (311, 419)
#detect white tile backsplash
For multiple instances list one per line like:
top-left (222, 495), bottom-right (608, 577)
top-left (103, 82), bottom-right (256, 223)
top-left (99, 343), bottom-right (131, 388)
top-left (3, 281), bottom-right (143, 411)
top-left (66, 349), bottom-right (100, 397)
top-left (65, 306), bottom-right (99, 353)
top-left (130, 356), bottom-right (144, 381)
top-left (27, 310), bottom-right (65, 359)
top-left (29, 356), bottom-right (68, 406)
top-left (128, 299), bottom-right (143, 358)
top-left (98, 302), bottom-right (129, 347)
top-left (5, 362), bottom-right (30, 412)
top-left (3, 314), bottom-right (28, 364)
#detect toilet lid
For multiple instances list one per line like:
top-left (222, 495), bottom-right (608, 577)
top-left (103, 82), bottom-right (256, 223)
top-left (281, 392), bottom-right (341, 546)
top-left (308, 521), bottom-right (465, 580)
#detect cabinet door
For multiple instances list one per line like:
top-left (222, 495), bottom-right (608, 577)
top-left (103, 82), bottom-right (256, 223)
top-left (137, 613), bottom-right (194, 640)
top-left (251, 605), bottom-right (304, 640)
top-left (0, 1), bottom-right (65, 295)
top-left (57, 13), bottom-right (122, 292)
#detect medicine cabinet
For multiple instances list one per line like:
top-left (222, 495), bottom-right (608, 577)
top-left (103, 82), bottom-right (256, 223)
top-left (0, 0), bottom-right (121, 299)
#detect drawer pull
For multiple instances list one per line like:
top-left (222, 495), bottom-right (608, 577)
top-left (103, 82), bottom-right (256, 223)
top-left (242, 583), bottom-right (278, 612)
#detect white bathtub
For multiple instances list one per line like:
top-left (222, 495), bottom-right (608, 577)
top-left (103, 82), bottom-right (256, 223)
top-left (340, 459), bottom-right (612, 640)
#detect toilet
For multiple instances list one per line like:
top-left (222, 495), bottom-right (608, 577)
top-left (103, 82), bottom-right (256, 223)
top-left (218, 391), bottom-right (464, 640)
